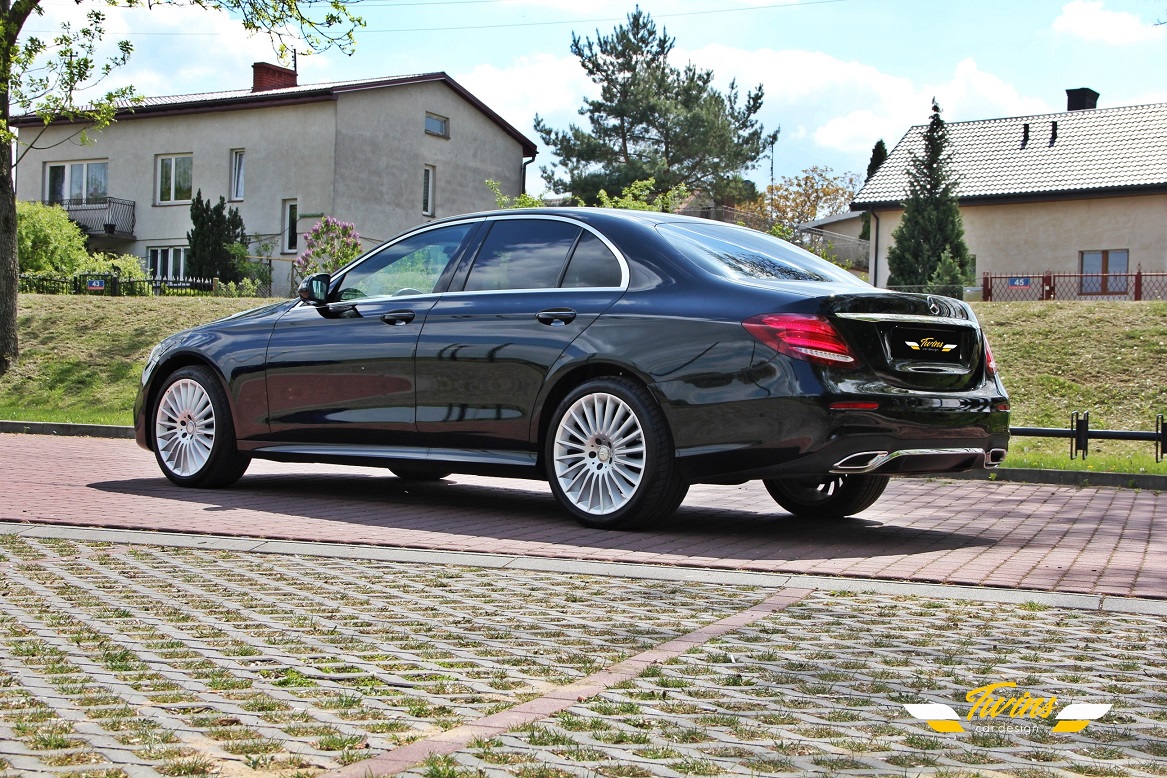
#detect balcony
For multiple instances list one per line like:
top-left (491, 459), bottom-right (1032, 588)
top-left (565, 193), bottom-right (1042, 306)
top-left (51, 197), bottom-right (136, 240)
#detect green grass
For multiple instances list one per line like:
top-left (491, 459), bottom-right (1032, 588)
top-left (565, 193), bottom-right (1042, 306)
top-left (972, 301), bottom-right (1167, 474)
top-left (1, 295), bottom-right (261, 425)
top-left (2, 295), bottom-right (1165, 473)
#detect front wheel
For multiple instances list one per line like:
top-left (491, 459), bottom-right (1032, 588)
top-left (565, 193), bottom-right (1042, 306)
top-left (151, 366), bottom-right (250, 488)
top-left (763, 474), bottom-right (889, 519)
top-left (546, 377), bottom-right (687, 530)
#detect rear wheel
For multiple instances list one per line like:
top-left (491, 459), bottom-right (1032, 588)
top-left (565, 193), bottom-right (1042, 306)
top-left (763, 474), bottom-right (889, 519)
top-left (151, 366), bottom-right (249, 488)
top-left (546, 377), bottom-right (687, 529)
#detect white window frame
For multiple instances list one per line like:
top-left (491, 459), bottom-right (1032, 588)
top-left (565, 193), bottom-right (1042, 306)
top-left (45, 160), bottom-right (108, 205)
top-left (282, 199), bottom-right (299, 254)
top-left (424, 113), bottom-right (449, 138)
top-left (156, 153), bottom-right (194, 204)
top-left (422, 165), bottom-right (436, 217)
top-left (148, 247), bottom-right (188, 280)
top-left (229, 149), bottom-right (245, 201)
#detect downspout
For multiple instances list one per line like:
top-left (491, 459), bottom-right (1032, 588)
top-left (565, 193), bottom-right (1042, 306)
top-left (869, 209), bottom-right (880, 288)
top-left (521, 156), bottom-right (535, 196)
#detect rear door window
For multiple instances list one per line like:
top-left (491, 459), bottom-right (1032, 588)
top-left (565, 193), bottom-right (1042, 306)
top-left (463, 219), bottom-right (581, 292)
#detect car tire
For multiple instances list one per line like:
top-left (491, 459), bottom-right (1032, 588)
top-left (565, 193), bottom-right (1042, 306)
top-left (151, 365), bottom-right (249, 489)
top-left (390, 467), bottom-right (451, 481)
top-left (546, 377), bottom-right (688, 529)
top-left (763, 474), bottom-right (889, 519)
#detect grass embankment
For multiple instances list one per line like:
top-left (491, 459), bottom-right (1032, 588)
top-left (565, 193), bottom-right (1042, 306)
top-left (2, 295), bottom-right (1165, 473)
top-left (0, 295), bottom-right (258, 425)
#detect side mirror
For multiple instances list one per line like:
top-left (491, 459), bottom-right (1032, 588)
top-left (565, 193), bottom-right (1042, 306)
top-left (297, 272), bottom-right (330, 306)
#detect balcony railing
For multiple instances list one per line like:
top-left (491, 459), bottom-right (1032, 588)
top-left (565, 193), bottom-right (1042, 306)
top-left (50, 197), bottom-right (136, 239)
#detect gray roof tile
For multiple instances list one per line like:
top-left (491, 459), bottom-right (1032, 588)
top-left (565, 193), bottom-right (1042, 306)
top-left (852, 102), bottom-right (1167, 207)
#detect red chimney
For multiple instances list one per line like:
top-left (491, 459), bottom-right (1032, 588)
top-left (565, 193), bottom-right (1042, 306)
top-left (252, 62), bottom-right (297, 92)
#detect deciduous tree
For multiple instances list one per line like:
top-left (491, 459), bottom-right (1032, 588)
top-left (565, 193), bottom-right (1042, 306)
top-left (0, 0), bottom-right (364, 375)
top-left (885, 101), bottom-right (973, 288)
top-left (745, 165), bottom-right (862, 230)
top-left (534, 7), bottom-right (778, 205)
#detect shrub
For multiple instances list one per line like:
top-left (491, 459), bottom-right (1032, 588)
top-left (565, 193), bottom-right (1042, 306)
top-left (16, 201), bottom-right (88, 274)
top-left (294, 217), bottom-right (363, 283)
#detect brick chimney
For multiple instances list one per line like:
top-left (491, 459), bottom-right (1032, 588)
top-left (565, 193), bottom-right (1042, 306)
top-left (1066, 87), bottom-right (1099, 111)
top-left (252, 62), bottom-right (297, 92)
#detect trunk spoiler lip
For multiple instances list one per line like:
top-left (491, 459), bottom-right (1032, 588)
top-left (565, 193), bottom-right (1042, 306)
top-left (833, 312), bottom-right (980, 329)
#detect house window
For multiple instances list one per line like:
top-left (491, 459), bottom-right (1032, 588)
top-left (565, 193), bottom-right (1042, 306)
top-left (422, 166), bottom-right (435, 216)
top-left (230, 150), bottom-right (245, 201)
top-left (1080, 249), bottom-right (1129, 295)
top-left (46, 161), bottom-right (108, 204)
top-left (157, 154), bottom-right (193, 203)
top-left (425, 113), bottom-right (449, 138)
top-left (282, 199), bottom-right (299, 254)
top-left (148, 247), bottom-right (187, 280)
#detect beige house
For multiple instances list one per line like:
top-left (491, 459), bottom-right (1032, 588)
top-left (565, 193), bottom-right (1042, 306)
top-left (14, 63), bottom-right (537, 294)
top-left (851, 89), bottom-right (1167, 297)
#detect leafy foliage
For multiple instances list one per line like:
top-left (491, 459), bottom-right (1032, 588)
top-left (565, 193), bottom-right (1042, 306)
top-left (744, 166), bottom-right (861, 230)
top-left (486, 179), bottom-right (546, 209)
top-left (596, 178), bottom-right (688, 212)
top-left (186, 191), bottom-right (247, 282)
top-left (534, 8), bottom-right (777, 204)
top-left (294, 216), bottom-right (363, 282)
top-left (886, 101), bottom-right (973, 287)
top-left (15, 201), bottom-right (88, 274)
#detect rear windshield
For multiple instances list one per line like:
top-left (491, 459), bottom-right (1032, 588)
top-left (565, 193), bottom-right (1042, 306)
top-left (657, 222), bottom-right (864, 286)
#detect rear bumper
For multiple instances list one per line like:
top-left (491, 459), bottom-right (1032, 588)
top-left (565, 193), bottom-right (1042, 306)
top-left (830, 446), bottom-right (1007, 475)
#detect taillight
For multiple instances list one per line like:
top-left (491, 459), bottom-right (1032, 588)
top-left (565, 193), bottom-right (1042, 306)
top-left (984, 333), bottom-right (997, 376)
top-left (742, 313), bottom-right (858, 368)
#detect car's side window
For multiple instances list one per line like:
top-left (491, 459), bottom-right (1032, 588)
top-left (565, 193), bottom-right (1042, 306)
top-left (335, 223), bottom-right (475, 301)
top-left (559, 231), bottom-right (623, 288)
top-left (463, 219), bottom-right (580, 292)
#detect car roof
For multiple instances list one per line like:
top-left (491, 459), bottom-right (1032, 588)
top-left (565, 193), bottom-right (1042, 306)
top-left (424, 207), bottom-right (722, 230)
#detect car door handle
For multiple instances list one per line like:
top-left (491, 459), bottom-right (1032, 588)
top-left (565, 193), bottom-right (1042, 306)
top-left (381, 310), bottom-right (416, 326)
top-left (536, 309), bottom-right (577, 326)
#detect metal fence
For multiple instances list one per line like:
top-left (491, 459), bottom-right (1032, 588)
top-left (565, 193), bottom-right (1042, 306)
top-left (20, 274), bottom-right (217, 297)
top-left (1013, 412), bottom-right (1166, 463)
top-left (982, 269), bottom-right (1167, 302)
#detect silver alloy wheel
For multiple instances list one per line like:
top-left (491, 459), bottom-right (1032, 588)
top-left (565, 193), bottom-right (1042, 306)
top-left (552, 391), bottom-right (646, 515)
top-left (155, 378), bottom-right (217, 477)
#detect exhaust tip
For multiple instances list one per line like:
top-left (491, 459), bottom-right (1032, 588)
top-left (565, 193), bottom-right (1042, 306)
top-left (986, 448), bottom-right (1007, 467)
top-left (833, 451), bottom-right (890, 472)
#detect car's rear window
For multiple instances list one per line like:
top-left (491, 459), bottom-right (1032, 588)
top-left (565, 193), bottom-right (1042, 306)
top-left (657, 222), bottom-right (863, 285)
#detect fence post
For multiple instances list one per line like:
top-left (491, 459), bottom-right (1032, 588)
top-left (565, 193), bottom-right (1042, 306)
top-left (1042, 271), bottom-right (1054, 301)
top-left (1134, 265), bottom-right (1142, 301)
top-left (982, 272), bottom-right (992, 302)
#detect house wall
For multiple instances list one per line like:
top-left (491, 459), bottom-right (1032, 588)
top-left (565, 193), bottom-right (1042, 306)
top-left (868, 193), bottom-right (1167, 287)
top-left (331, 82), bottom-right (527, 242)
top-left (16, 101), bottom-right (338, 290)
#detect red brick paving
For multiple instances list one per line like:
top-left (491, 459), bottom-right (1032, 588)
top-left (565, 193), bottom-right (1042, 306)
top-left (2, 433), bottom-right (1164, 598)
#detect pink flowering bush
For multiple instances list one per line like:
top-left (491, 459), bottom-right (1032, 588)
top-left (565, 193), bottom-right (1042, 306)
top-left (293, 217), bottom-right (363, 282)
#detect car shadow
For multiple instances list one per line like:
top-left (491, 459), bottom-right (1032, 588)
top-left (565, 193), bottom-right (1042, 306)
top-left (88, 471), bottom-right (995, 562)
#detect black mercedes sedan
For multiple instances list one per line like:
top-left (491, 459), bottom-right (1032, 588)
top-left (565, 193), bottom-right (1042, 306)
top-left (134, 208), bottom-right (1009, 529)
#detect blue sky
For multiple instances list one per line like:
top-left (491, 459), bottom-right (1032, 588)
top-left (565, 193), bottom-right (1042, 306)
top-left (30, 0), bottom-right (1167, 193)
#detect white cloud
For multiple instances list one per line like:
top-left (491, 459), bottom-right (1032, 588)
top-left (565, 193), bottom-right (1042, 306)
top-left (459, 53), bottom-right (597, 141)
top-left (676, 45), bottom-right (1050, 160)
top-left (1052, 0), bottom-right (1165, 45)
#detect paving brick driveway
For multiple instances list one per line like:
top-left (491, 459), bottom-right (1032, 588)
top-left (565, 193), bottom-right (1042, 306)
top-left (2, 433), bottom-right (1164, 599)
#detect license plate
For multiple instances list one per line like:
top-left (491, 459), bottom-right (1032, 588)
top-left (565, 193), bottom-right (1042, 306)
top-left (890, 328), bottom-right (964, 362)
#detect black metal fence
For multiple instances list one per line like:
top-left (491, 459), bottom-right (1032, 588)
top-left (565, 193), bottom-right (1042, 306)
top-left (53, 197), bottom-right (136, 239)
top-left (1012, 412), bottom-right (1166, 462)
top-left (20, 274), bottom-right (216, 297)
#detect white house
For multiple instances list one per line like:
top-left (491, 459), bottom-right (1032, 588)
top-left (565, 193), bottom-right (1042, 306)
top-left (14, 63), bottom-right (538, 294)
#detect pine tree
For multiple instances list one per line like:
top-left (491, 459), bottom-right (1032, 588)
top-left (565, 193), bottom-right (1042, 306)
top-left (859, 139), bottom-right (887, 241)
top-left (534, 8), bottom-right (778, 204)
top-left (927, 248), bottom-right (967, 299)
top-left (885, 101), bottom-right (973, 288)
top-left (186, 191), bottom-right (248, 283)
